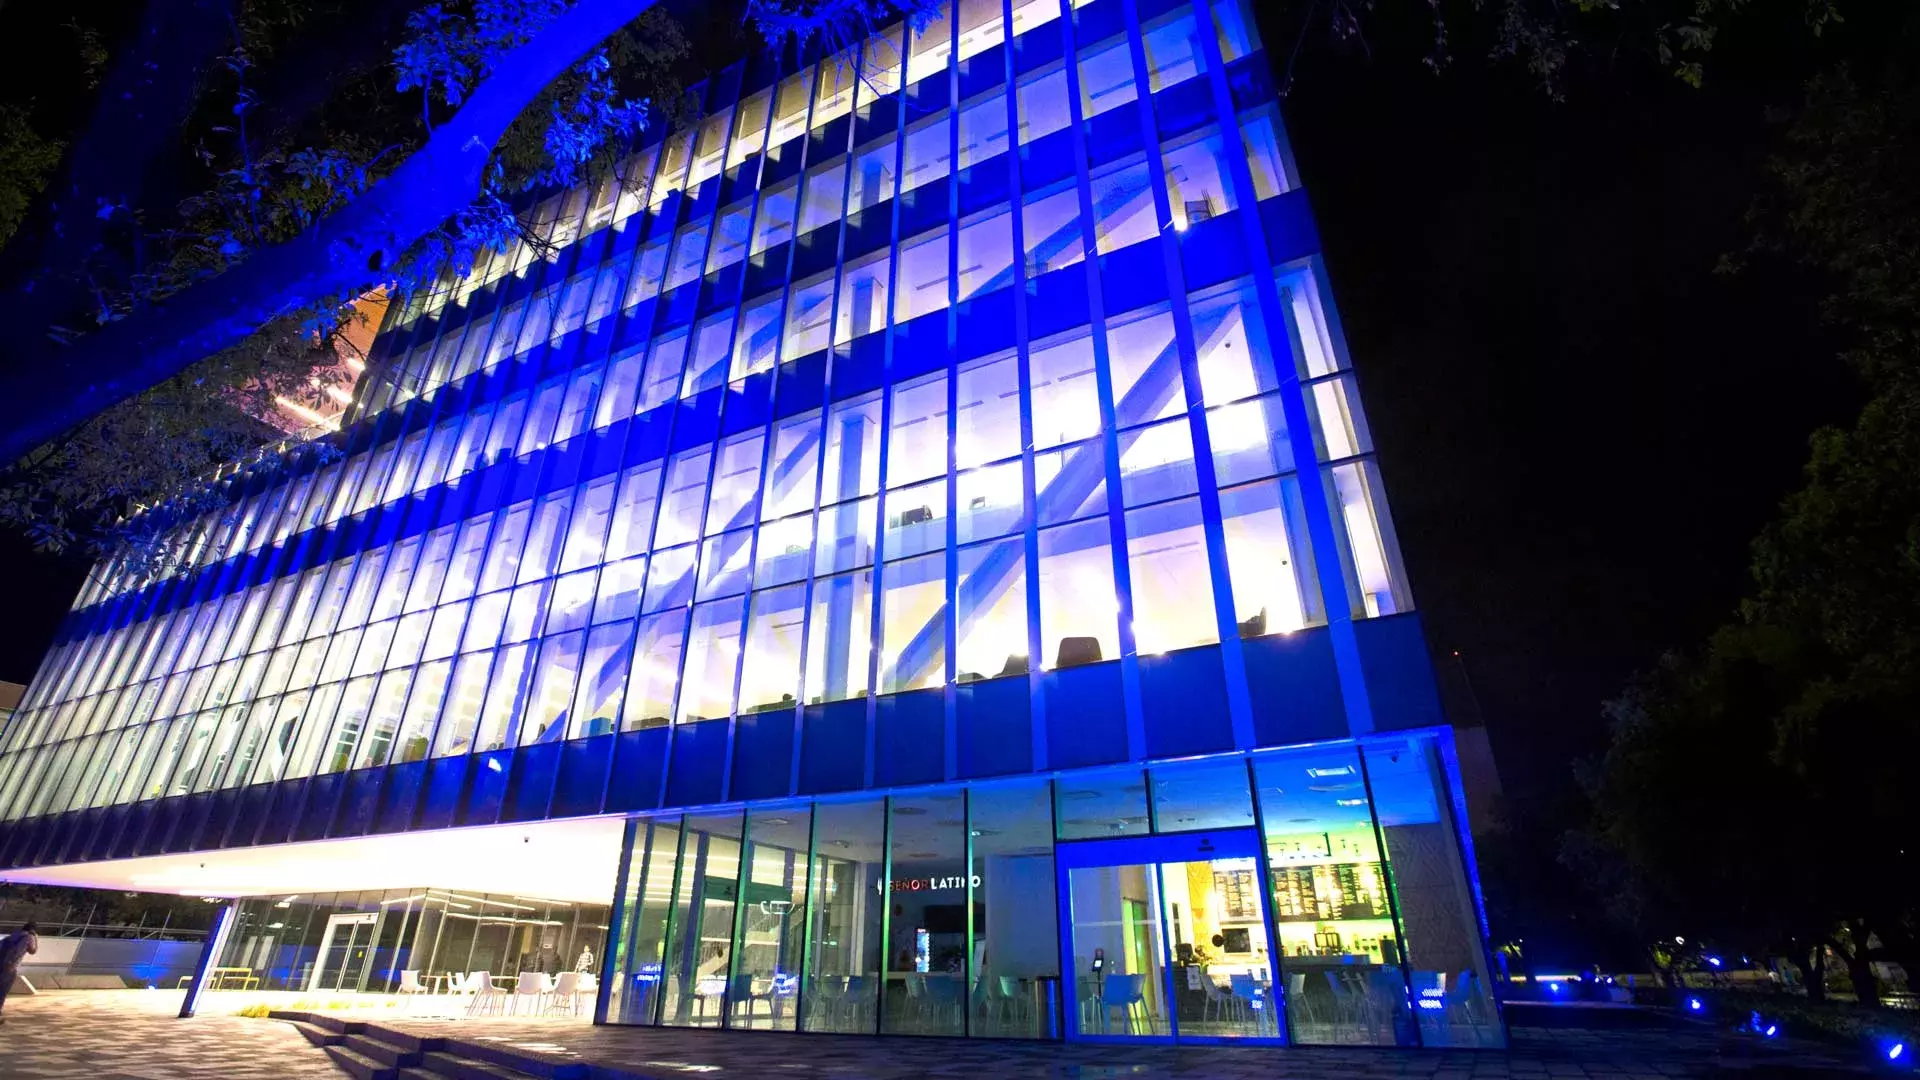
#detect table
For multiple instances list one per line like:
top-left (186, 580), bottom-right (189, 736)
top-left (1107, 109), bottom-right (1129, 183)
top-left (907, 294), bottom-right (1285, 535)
top-left (179, 967), bottom-right (259, 990)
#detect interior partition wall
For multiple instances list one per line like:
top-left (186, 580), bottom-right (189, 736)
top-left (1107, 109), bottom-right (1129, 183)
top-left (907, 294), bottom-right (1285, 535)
top-left (603, 735), bottom-right (1501, 1047)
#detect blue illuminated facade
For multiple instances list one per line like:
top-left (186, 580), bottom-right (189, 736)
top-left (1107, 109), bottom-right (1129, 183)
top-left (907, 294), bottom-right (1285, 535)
top-left (0, 0), bottom-right (1499, 1049)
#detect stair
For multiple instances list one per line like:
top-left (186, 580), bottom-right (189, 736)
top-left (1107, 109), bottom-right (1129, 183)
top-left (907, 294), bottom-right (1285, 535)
top-left (407, 1050), bottom-right (546, 1080)
top-left (276, 1012), bottom-right (586, 1080)
top-left (324, 1043), bottom-right (400, 1080)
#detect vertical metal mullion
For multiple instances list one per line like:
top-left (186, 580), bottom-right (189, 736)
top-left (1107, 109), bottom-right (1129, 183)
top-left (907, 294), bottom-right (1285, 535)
top-left (875, 794), bottom-right (895, 1034)
top-left (1243, 755), bottom-right (1289, 1043)
top-left (724, 810), bottom-right (756, 1027)
top-left (596, 816), bottom-right (643, 1023)
top-left (794, 803), bottom-right (821, 1030)
top-left (652, 816), bottom-right (692, 1026)
top-left (1151, 860), bottom-right (1180, 1041)
top-left (962, 786), bottom-right (974, 1036)
top-left (1355, 743), bottom-right (1420, 1046)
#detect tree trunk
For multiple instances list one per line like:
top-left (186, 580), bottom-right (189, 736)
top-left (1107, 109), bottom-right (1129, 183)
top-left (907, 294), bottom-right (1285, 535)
top-left (1795, 945), bottom-right (1827, 1004)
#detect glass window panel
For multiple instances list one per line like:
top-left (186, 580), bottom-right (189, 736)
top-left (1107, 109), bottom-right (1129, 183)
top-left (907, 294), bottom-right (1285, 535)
top-left (1331, 460), bottom-right (1408, 618)
top-left (1209, 394), bottom-right (1292, 485)
top-left (1255, 745), bottom-right (1405, 1045)
top-left (1106, 307), bottom-right (1184, 427)
top-left (561, 476), bottom-right (616, 572)
top-left (1016, 66), bottom-right (1071, 144)
top-left (1240, 105), bottom-right (1292, 199)
top-left (813, 50), bottom-right (856, 128)
top-left (661, 812), bottom-right (745, 1027)
top-left (1029, 331), bottom-right (1100, 448)
top-left (730, 90), bottom-right (771, 167)
top-left (1077, 37), bottom-right (1137, 118)
top-left (885, 478), bottom-right (947, 559)
top-left (1190, 282), bottom-right (1275, 404)
top-left (519, 630), bottom-right (583, 744)
top-left (705, 432), bottom-right (766, 537)
top-left (595, 554), bottom-right (649, 625)
top-left (1125, 497), bottom-right (1217, 653)
top-left (957, 207), bottom-right (1014, 301)
top-left (1090, 158), bottom-right (1156, 254)
top-left (816, 495), bottom-right (878, 575)
top-left (847, 137), bottom-right (896, 216)
top-left (752, 181), bottom-right (797, 255)
top-left (1033, 440), bottom-right (1108, 525)
top-left (752, 514), bottom-right (813, 590)
top-left (423, 600), bottom-right (468, 662)
top-left (1311, 374), bottom-right (1368, 461)
top-left (1278, 267), bottom-right (1344, 377)
top-left (803, 799), bottom-right (886, 1032)
top-left (1220, 479), bottom-right (1322, 635)
top-left (474, 642), bottom-right (533, 752)
top-left (804, 570), bottom-right (873, 703)
top-left (1054, 767), bottom-right (1148, 839)
top-left (958, 92), bottom-right (1009, 169)
top-left (624, 610), bottom-right (687, 729)
top-left (785, 272), bottom-right (835, 357)
top-left (887, 372), bottom-right (949, 487)
top-left (627, 240), bottom-right (669, 309)
top-left (763, 411), bottom-right (823, 521)
top-left (548, 569), bottom-right (598, 634)
top-left (880, 791), bottom-right (966, 1035)
top-left (738, 584), bottom-right (807, 714)
top-left (880, 551), bottom-right (945, 694)
top-left (393, 658), bottom-right (451, 763)
top-left (679, 598), bottom-right (744, 723)
top-left (1163, 127), bottom-right (1239, 231)
top-left (956, 539), bottom-right (1028, 681)
top-left (1021, 182), bottom-right (1084, 278)
top-left (1142, 11), bottom-right (1206, 91)
top-left (642, 330), bottom-right (689, 412)
top-left (503, 579), bottom-right (552, 645)
top-left (407, 526), bottom-right (459, 612)
top-left (657, 449), bottom-right (712, 549)
top-left (1038, 519), bottom-right (1117, 669)
top-left (768, 70), bottom-right (811, 157)
top-left (690, 108), bottom-right (731, 188)
top-left (686, 312), bottom-right (735, 398)
top-left (644, 544), bottom-right (698, 612)
top-left (835, 249), bottom-right (891, 343)
top-left (858, 27), bottom-right (905, 107)
top-left (956, 461), bottom-right (1023, 544)
top-left (957, 0), bottom-right (1005, 60)
top-left (955, 353), bottom-right (1021, 467)
top-left (968, 779), bottom-right (1059, 1038)
top-left (732, 806), bottom-right (812, 1030)
top-left (517, 490), bottom-right (571, 584)
top-left (1118, 417), bottom-right (1199, 507)
top-left (908, 5), bottom-right (953, 85)
top-left (1150, 758), bottom-right (1253, 831)
top-left (733, 292), bottom-right (782, 380)
top-left (893, 227), bottom-right (951, 323)
top-left (462, 590), bottom-right (510, 652)
top-left (901, 115), bottom-right (951, 196)
top-left (798, 160), bottom-right (848, 235)
top-left (709, 202), bottom-right (753, 273)
top-left (319, 676), bottom-right (376, 774)
top-left (1009, 0), bottom-right (1062, 38)
top-left (822, 393), bottom-right (883, 503)
top-left (386, 611), bottom-right (431, 671)
top-left (608, 463), bottom-right (664, 561)
top-left (697, 529), bottom-right (754, 600)
top-left (667, 223), bottom-right (709, 292)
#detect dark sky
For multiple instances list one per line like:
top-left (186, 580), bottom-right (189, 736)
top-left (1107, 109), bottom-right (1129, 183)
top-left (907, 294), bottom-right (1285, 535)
top-left (0, 5), bottom-right (1862, 820)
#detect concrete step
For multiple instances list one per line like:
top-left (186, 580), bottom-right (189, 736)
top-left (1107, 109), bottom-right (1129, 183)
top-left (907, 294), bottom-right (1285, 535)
top-left (341, 1031), bottom-right (423, 1068)
top-left (358, 1023), bottom-right (446, 1054)
top-left (324, 1043), bottom-right (401, 1080)
top-left (288, 1019), bottom-right (346, 1048)
top-left (431, 1039), bottom-right (587, 1080)
top-left (414, 1050), bottom-right (545, 1080)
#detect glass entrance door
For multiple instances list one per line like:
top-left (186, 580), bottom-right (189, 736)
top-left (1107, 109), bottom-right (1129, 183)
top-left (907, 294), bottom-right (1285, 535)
top-left (1059, 829), bottom-right (1281, 1043)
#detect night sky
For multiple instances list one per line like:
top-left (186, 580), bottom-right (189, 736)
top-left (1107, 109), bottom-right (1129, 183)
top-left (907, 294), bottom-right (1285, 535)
top-left (0, 4), bottom-right (1861, 827)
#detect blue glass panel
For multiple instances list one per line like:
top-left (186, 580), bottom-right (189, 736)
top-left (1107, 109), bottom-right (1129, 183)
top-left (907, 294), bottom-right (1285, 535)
top-left (956, 675), bottom-right (1032, 778)
top-left (898, 183), bottom-right (950, 237)
top-left (624, 407), bottom-right (673, 466)
top-left (335, 767), bottom-right (382, 836)
top-left (836, 332), bottom-right (888, 400)
top-left (809, 112), bottom-right (853, 158)
top-left (615, 298), bottom-right (657, 351)
top-left (197, 791), bottom-right (239, 849)
top-left (729, 708), bottom-right (796, 802)
top-left (854, 101), bottom-right (899, 145)
top-left (1260, 189), bottom-right (1322, 266)
top-left (721, 370), bottom-right (776, 436)
top-left (88, 804), bottom-right (127, 860)
top-left (257, 780), bottom-right (306, 847)
top-left (790, 225), bottom-right (841, 281)
top-left (294, 775), bottom-right (341, 841)
top-left (504, 741), bottom-right (561, 821)
top-left (460, 748), bottom-right (512, 825)
top-left (374, 759), bottom-right (428, 833)
top-left (1019, 128), bottom-right (1076, 191)
top-left (671, 387), bottom-right (725, 451)
top-left (665, 719), bottom-right (730, 808)
top-left (418, 755), bottom-right (470, 830)
top-left (1082, 108), bottom-right (1141, 165)
top-left (1243, 627), bottom-right (1348, 745)
top-left (552, 733), bottom-right (615, 817)
top-left (957, 162), bottom-right (1011, 216)
top-left (1139, 644), bottom-right (1234, 759)
top-left (762, 145), bottom-right (804, 186)
top-left (704, 258), bottom-right (744, 312)
top-left (1013, 21), bottom-right (1064, 74)
top-left (956, 288), bottom-right (1018, 361)
top-left (798, 699), bottom-right (867, 794)
top-left (906, 75), bottom-right (950, 115)
top-left (540, 437), bottom-right (590, 495)
top-left (658, 279), bottom-right (701, 330)
top-left (1354, 614), bottom-right (1447, 731)
top-left (744, 241), bottom-right (791, 296)
top-left (720, 159), bottom-right (762, 206)
top-left (684, 176), bottom-right (722, 222)
top-left (958, 42), bottom-right (1006, 99)
top-left (875, 687), bottom-right (944, 787)
top-left (1178, 211), bottom-right (1251, 291)
top-left (774, 351), bottom-right (829, 419)
top-left (843, 209), bottom-right (892, 262)
top-left (1043, 660), bottom-right (1127, 769)
top-left (605, 726), bottom-right (669, 811)
top-left (1099, 240), bottom-right (1170, 313)
top-left (1074, 0), bottom-right (1127, 45)
top-left (1026, 266), bottom-right (1091, 340)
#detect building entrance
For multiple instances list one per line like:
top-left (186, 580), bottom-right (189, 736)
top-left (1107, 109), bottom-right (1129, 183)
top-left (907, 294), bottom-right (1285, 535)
top-left (1059, 829), bottom-right (1281, 1043)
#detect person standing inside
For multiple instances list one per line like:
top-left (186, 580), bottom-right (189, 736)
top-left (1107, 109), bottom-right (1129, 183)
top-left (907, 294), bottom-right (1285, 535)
top-left (0, 922), bottom-right (40, 1023)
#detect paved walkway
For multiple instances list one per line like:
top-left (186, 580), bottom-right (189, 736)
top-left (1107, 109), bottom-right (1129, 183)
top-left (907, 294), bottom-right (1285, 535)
top-left (0, 990), bottom-right (1884, 1079)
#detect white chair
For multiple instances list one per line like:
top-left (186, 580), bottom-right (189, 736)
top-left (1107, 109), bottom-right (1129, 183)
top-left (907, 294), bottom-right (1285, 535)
top-left (398, 970), bottom-right (429, 1011)
top-left (550, 971), bottom-right (584, 1016)
top-left (512, 971), bottom-right (550, 1016)
top-left (465, 971), bottom-right (507, 1017)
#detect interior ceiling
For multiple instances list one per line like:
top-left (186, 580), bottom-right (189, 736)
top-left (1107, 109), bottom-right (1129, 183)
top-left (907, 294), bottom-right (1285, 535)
top-left (0, 816), bottom-right (626, 904)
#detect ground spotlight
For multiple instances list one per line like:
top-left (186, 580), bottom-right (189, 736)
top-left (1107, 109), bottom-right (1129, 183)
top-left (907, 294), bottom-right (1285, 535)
top-left (1889, 1041), bottom-right (1906, 1062)
top-left (1686, 997), bottom-right (1704, 1013)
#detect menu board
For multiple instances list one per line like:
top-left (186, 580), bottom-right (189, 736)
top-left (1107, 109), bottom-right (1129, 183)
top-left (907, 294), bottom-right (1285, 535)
top-left (1212, 867), bottom-right (1260, 920)
top-left (1269, 861), bottom-right (1387, 922)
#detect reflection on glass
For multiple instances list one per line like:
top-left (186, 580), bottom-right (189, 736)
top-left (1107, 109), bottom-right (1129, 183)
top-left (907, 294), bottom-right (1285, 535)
top-left (804, 799), bottom-right (885, 1033)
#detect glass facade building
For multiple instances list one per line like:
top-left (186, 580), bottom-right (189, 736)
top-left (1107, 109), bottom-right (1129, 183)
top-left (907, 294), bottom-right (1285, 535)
top-left (0, 0), bottom-right (1499, 1050)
